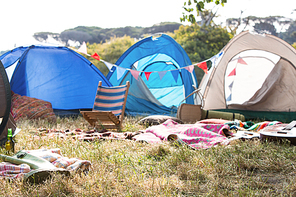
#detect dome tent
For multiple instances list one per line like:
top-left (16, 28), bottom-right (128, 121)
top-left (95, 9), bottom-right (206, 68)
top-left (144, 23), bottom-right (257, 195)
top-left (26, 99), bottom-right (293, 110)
top-left (198, 31), bottom-right (296, 122)
top-left (107, 34), bottom-right (198, 116)
top-left (0, 45), bottom-right (112, 116)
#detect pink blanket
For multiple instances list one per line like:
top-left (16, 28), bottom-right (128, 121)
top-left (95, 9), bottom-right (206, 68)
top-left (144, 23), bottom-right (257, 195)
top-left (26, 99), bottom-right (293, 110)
top-left (133, 119), bottom-right (231, 149)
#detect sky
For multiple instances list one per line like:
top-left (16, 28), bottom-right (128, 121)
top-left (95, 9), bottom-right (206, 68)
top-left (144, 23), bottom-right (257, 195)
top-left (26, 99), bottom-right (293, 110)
top-left (0, 0), bottom-right (295, 51)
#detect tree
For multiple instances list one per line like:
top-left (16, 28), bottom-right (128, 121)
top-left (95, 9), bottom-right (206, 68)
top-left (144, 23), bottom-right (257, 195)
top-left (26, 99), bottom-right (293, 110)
top-left (32, 24), bottom-right (181, 46)
top-left (253, 22), bottom-right (277, 36)
top-left (180, 0), bottom-right (227, 24)
top-left (86, 36), bottom-right (136, 76)
top-left (142, 22), bottom-right (182, 34)
top-left (226, 11), bottom-right (250, 35)
top-left (279, 20), bottom-right (296, 44)
top-left (33, 32), bottom-right (60, 42)
top-left (60, 30), bottom-right (93, 45)
top-left (174, 24), bottom-right (232, 83)
top-left (227, 16), bottom-right (292, 36)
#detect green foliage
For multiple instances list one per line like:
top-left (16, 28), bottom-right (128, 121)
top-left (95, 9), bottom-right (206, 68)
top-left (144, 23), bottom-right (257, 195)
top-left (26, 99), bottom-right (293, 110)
top-left (86, 36), bottom-right (136, 76)
top-left (33, 32), bottom-right (59, 42)
top-left (142, 22), bottom-right (182, 35)
top-left (244, 16), bottom-right (290, 37)
top-left (173, 24), bottom-right (232, 83)
top-left (227, 16), bottom-right (294, 37)
top-left (279, 20), bottom-right (296, 44)
top-left (254, 22), bottom-right (277, 36)
top-left (34, 23), bottom-right (181, 46)
top-left (181, 0), bottom-right (227, 24)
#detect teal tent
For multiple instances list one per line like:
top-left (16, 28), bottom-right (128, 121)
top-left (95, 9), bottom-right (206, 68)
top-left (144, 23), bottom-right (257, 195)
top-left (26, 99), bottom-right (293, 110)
top-left (107, 34), bottom-right (198, 116)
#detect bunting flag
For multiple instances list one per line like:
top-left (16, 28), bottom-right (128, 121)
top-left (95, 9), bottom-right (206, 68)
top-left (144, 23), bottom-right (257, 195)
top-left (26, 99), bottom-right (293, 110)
top-left (197, 62), bottom-right (208, 74)
top-left (144, 72), bottom-right (152, 81)
top-left (74, 43), bottom-right (227, 82)
top-left (226, 94), bottom-right (232, 101)
top-left (116, 67), bottom-right (126, 81)
top-left (130, 70), bottom-right (140, 80)
top-left (158, 71), bottom-right (167, 80)
top-left (77, 42), bottom-right (88, 55)
top-left (184, 65), bottom-right (194, 73)
top-left (171, 70), bottom-right (179, 83)
top-left (91, 53), bottom-right (101, 61)
top-left (218, 51), bottom-right (223, 58)
top-left (228, 68), bottom-right (236, 77)
top-left (228, 81), bottom-right (234, 91)
top-left (237, 57), bottom-right (247, 65)
top-left (101, 60), bottom-right (114, 72)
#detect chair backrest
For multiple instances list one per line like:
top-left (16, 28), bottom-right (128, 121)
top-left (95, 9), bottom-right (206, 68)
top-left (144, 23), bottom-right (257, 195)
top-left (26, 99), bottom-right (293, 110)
top-left (93, 81), bottom-right (130, 118)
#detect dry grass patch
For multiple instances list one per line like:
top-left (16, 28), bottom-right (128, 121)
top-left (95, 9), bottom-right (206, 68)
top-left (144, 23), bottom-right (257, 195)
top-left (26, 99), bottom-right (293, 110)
top-left (0, 116), bottom-right (295, 196)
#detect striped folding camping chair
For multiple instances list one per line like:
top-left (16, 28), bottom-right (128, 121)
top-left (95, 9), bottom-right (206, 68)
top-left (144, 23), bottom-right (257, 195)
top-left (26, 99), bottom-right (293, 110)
top-left (80, 81), bottom-right (130, 131)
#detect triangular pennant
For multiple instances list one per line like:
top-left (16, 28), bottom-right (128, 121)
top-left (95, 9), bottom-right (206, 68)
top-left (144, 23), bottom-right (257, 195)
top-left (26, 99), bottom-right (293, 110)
top-left (144, 72), bottom-right (152, 81)
top-left (184, 65), bottom-right (194, 73)
top-left (197, 62), bottom-right (208, 74)
top-left (228, 81), bottom-right (234, 90)
top-left (226, 94), bottom-right (232, 101)
top-left (228, 68), bottom-right (236, 77)
top-left (237, 57), bottom-right (247, 65)
top-left (170, 70), bottom-right (179, 83)
top-left (158, 71), bottom-right (167, 80)
top-left (218, 51), bottom-right (223, 58)
top-left (101, 60), bottom-right (114, 72)
top-left (116, 67), bottom-right (126, 81)
top-left (91, 53), bottom-right (101, 61)
top-left (77, 42), bottom-right (88, 55)
top-left (130, 70), bottom-right (140, 80)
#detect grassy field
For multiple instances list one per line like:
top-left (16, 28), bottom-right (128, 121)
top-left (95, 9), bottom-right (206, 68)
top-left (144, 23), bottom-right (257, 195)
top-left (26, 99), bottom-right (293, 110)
top-left (0, 116), bottom-right (296, 196)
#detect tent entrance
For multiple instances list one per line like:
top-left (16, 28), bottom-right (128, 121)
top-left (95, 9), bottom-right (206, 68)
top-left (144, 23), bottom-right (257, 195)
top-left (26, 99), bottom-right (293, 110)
top-left (139, 61), bottom-right (184, 108)
top-left (224, 50), bottom-right (280, 106)
top-left (107, 34), bottom-right (197, 116)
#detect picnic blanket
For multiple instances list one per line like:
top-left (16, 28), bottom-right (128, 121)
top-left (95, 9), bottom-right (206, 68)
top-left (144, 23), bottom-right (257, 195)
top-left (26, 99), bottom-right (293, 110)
top-left (31, 119), bottom-right (283, 151)
top-left (132, 119), bottom-right (284, 149)
top-left (0, 148), bottom-right (91, 180)
top-left (224, 120), bottom-right (281, 131)
top-left (33, 128), bottom-right (142, 141)
top-left (133, 119), bottom-right (232, 149)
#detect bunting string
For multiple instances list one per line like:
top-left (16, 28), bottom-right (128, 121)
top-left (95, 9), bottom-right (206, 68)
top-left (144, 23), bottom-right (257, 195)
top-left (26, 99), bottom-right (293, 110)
top-left (226, 56), bottom-right (248, 102)
top-left (73, 42), bottom-right (224, 81)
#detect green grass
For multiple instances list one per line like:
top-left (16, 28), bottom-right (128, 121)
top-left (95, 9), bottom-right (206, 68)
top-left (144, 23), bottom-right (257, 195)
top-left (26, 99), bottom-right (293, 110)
top-left (0, 116), bottom-right (296, 196)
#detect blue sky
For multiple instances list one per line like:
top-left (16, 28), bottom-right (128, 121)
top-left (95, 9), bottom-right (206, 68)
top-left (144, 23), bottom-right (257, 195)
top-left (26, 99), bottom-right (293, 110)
top-left (0, 0), bottom-right (295, 51)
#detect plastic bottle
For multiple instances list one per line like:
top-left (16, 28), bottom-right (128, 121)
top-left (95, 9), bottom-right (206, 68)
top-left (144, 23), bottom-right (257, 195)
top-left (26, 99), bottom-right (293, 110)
top-left (5, 128), bottom-right (14, 153)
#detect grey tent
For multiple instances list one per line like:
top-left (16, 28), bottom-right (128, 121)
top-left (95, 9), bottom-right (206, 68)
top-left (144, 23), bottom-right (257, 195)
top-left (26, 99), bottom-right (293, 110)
top-left (198, 31), bottom-right (296, 122)
top-left (0, 60), bottom-right (16, 146)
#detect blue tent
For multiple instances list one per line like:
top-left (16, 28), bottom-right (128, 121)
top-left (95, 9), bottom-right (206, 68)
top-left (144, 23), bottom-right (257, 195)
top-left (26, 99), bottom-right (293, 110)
top-left (0, 45), bottom-right (112, 115)
top-left (107, 34), bottom-right (198, 116)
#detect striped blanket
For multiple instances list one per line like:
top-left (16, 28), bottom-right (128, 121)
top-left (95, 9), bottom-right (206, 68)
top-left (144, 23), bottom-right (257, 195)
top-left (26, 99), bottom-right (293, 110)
top-left (0, 148), bottom-right (91, 179)
top-left (133, 119), bottom-right (232, 149)
top-left (132, 119), bottom-right (282, 149)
